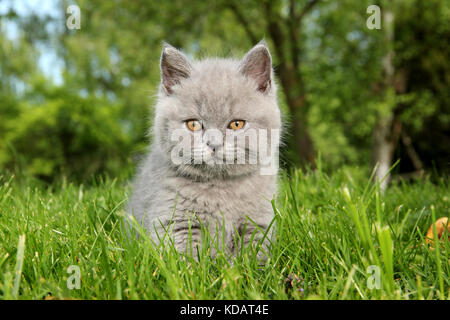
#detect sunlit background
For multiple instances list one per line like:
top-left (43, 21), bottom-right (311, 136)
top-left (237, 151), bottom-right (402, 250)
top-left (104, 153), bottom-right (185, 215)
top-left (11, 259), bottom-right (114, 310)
top-left (0, 0), bottom-right (448, 183)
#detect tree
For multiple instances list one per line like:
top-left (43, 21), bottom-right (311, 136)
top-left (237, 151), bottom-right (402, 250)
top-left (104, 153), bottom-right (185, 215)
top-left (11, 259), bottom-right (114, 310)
top-left (372, 5), bottom-right (396, 191)
top-left (2, 0), bottom-right (448, 181)
top-left (372, 0), bottom-right (450, 188)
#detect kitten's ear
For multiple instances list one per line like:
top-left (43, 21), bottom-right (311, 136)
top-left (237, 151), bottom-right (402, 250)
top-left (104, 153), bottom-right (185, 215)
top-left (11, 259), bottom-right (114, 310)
top-left (239, 40), bottom-right (272, 93)
top-left (160, 42), bottom-right (192, 95)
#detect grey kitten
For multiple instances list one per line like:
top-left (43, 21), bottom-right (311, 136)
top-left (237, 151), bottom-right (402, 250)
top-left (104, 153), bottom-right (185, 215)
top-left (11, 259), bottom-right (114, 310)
top-left (127, 41), bottom-right (281, 257)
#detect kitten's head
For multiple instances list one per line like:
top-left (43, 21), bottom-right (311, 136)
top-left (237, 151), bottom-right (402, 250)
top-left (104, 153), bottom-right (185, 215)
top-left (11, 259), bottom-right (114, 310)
top-left (153, 41), bottom-right (281, 180)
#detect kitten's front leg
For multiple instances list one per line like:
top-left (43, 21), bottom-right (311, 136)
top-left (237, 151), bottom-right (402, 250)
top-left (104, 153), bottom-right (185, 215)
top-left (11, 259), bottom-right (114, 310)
top-left (146, 215), bottom-right (202, 255)
top-left (150, 214), bottom-right (228, 258)
top-left (238, 216), bottom-right (273, 261)
top-left (172, 217), bottom-right (230, 258)
top-left (171, 221), bottom-right (202, 256)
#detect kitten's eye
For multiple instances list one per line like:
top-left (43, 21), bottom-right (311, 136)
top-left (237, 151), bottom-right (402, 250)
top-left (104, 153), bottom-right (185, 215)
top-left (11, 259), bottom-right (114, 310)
top-left (186, 120), bottom-right (202, 131)
top-left (228, 120), bottom-right (246, 130)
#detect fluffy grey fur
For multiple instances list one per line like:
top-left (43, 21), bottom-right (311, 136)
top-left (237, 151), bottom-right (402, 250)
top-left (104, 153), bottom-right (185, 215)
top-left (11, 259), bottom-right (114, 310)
top-left (127, 41), bottom-right (281, 257)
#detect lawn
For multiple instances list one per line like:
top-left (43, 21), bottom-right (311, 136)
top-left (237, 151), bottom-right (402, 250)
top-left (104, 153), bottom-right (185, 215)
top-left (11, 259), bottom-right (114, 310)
top-left (0, 167), bottom-right (448, 300)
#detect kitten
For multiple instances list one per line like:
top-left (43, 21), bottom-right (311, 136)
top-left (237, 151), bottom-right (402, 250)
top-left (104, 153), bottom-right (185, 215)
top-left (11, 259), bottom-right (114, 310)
top-left (127, 41), bottom-right (281, 257)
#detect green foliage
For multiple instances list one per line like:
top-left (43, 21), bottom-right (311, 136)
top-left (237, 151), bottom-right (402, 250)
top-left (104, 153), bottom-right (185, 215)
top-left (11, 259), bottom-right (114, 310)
top-left (0, 168), bottom-right (448, 299)
top-left (0, 85), bottom-right (134, 181)
top-left (0, 0), bottom-right (449, 180)
top-left (393, 0), bottom-right (450, 171)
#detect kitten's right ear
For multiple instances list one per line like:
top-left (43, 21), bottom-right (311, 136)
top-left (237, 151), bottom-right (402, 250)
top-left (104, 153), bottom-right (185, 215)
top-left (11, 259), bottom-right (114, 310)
top-left (160, 42), bottom-right (192, 95)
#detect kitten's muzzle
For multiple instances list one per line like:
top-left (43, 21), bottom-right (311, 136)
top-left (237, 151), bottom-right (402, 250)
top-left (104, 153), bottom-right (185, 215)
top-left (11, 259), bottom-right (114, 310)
top-left (206, 141), bottom-right (222, 153)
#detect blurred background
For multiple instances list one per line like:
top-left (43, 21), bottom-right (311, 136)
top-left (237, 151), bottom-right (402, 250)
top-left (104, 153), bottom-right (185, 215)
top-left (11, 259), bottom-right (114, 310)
top-left (0, 0), bottom-right (448, 183)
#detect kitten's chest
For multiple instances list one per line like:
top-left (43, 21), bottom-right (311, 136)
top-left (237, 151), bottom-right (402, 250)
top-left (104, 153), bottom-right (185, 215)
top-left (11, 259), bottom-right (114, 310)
top-left (164, 175), bottom-right (275, 217)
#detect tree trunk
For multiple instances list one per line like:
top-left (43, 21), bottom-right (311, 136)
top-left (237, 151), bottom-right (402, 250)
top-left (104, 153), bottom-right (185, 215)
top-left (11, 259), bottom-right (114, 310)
top-left (372, 9), bottom-right (395, 192)
top-left (278, 66), bottom-right (316, 168)
top-left (372, 113), bottom-right (396, 191)
top-left (291, 107), bottom-right (316, 167)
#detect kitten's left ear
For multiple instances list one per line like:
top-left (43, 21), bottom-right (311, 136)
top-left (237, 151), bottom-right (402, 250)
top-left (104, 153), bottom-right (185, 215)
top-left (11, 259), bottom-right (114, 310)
top-left (239, 40), bottom-right (272, 93)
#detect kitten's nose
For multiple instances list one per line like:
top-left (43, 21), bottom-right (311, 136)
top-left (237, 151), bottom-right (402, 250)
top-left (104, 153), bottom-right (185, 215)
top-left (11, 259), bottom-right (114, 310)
top-left (206, 141), bottom-right (221, 152)
top-left (204, 128), bottom-right (223, 153)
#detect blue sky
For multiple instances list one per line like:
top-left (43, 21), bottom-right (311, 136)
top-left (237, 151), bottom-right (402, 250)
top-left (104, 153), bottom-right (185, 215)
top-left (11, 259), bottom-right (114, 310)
top-left (0, 0), bottom-right (64, 84)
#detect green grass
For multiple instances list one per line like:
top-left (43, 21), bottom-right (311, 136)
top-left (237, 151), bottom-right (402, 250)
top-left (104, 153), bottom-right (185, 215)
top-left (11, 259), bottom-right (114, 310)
top-left (0, 167), bottom-right (448, 300)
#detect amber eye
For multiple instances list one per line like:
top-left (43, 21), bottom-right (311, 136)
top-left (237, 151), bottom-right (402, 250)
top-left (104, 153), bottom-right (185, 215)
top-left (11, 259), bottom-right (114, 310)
top-left (186, 120), bottom-right (202, 131)
top-left (228, 120), bottom-right (246, 130)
